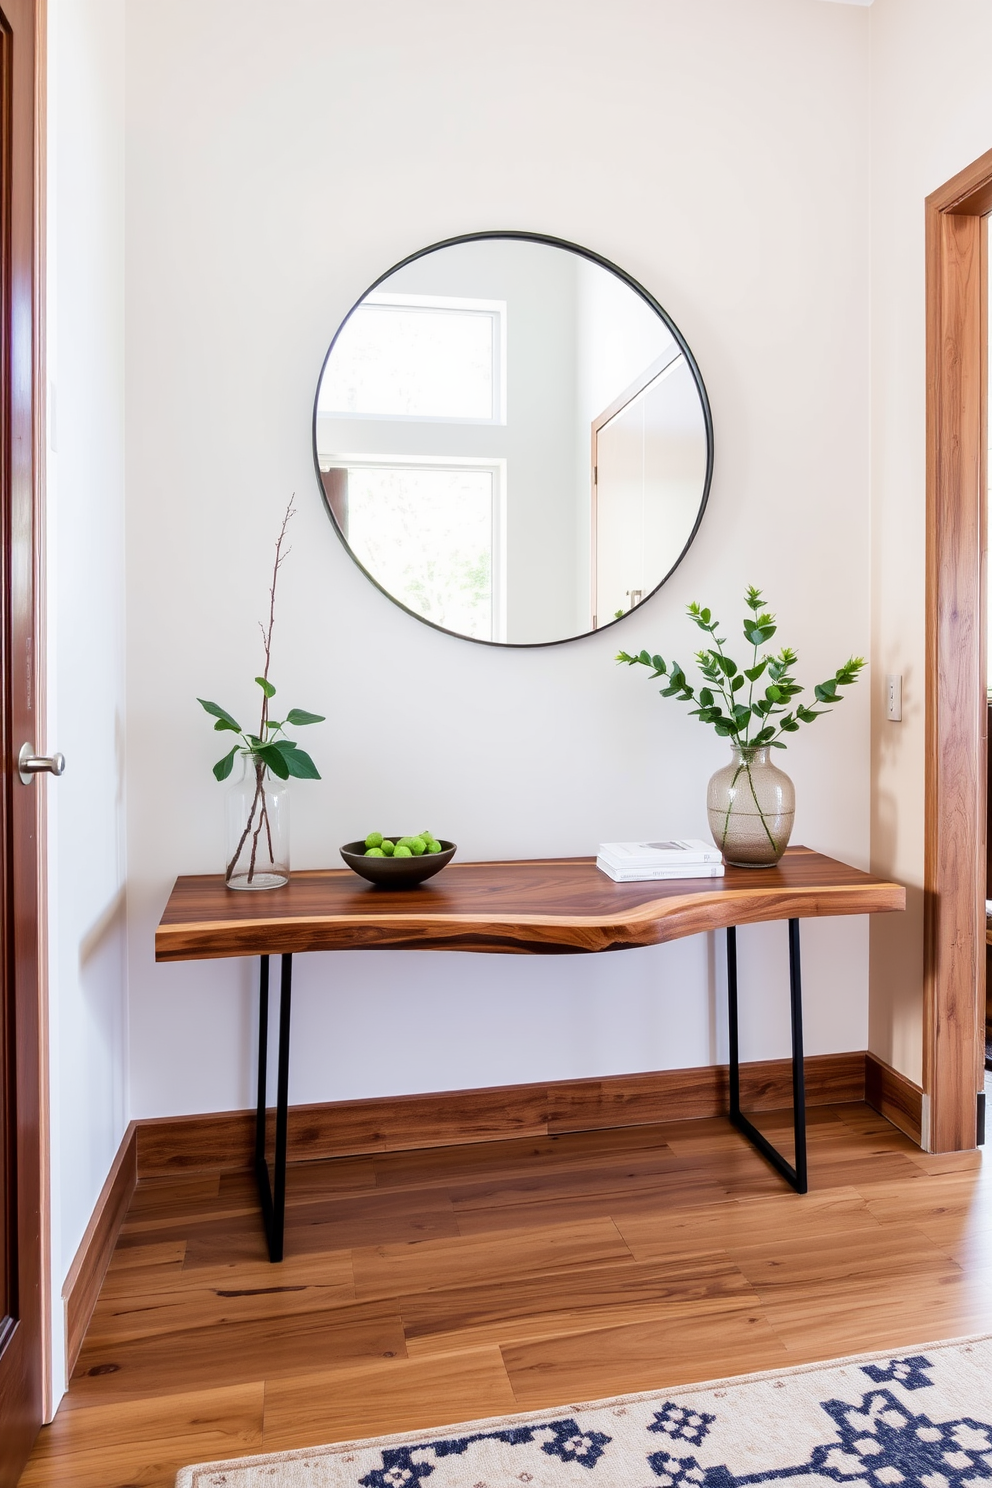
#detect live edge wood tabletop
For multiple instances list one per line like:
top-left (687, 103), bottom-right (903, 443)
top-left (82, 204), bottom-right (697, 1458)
top-left (155, 846), bottom-right (905, 963)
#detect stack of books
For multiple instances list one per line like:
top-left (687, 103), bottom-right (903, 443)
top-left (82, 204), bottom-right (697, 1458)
top-left (596, 838), bottom-right (725, 882)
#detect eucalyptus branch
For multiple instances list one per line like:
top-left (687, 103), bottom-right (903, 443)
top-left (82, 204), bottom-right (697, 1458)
top-left (617, 587), bottom-right (865, 751)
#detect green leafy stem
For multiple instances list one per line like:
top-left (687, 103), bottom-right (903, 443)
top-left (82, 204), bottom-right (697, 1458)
top-left (616, 585), bottom-right (865, 750)
top-left (197, 496), bottom-right (326, 885)
top-left (198, 685), bottom-right (325, 883)
top-left (616, 586), bottom-right (865, 855)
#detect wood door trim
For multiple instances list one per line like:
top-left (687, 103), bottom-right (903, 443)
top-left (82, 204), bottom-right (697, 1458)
top-left (932, 143), bottom-right (992, 217)
top-left (591, 348), bottom-right (684, 437)
top-left (31, 0), bottom-right (48, 1419)
top-left (924, 156), bottom-right (990, 1151)
top-left (589, 348), bottom-right (684, 628)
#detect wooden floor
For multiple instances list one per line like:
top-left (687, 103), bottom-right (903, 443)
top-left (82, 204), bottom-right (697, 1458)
top-left (19, 1102), bottom-right (992, 1487)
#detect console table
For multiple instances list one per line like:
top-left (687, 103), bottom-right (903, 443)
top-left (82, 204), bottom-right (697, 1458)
top-left (156, 847), bottom-right (904, 1261)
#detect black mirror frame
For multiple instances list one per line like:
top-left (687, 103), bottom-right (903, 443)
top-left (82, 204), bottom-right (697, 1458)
top-left (311, 229), bottom-right (714, 648)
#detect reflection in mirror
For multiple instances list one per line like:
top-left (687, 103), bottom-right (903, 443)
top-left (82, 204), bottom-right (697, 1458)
top-left (314, 235), bottom-right (712, 646)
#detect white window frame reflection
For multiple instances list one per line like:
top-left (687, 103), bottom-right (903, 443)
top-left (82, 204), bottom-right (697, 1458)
top-left (321, 455), bottom-right (508, 642)
top-left (318, 293), bottom-right (507, 425)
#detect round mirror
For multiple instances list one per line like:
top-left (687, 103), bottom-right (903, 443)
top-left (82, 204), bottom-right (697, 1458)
top-left (313, 232), bottom-right (713, 647)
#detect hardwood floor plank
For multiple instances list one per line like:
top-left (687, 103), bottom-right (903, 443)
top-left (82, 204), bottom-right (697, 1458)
top-left (756, 1269), bottom-right (992, 1356)
top-left (261, 1348), bottom-right (518, 1450)
top-left (659, 1107), bottom-right (842, 1157)
top-left (18, 1383), bottom-right (264, 1488)
top-left (370, 1125), bottom-right (677, 1192)
top-left (859, 1172), bottom-right (992, 1267)
top-left (84, 1277), bottom-right (357, 1347)
top-left (502, 1307), bottom-right (789, 1408)
top-left (120, 1199), bottom-right (261, 1240)
top-left (97, 1240), bottom-right (189, 1298)
top-left (903, 1149), bottom-right (985, 1175)
top-left (446, 1147), bottom-right (695, 1211)
top-left (351, 1217), bottom-right (632, 1302)
top-left (219, 1156), bottom-right (379, 1204)
top-left (729, 1221), bottom-right (960, 1289)
top-left (67, 1303), bottom-right (407, 1406)
top-left (124, 1174), bottom-right (221, 1218)
top-left (179, 1190), bottom-right (460, 1269)
top-left (177, 1251), bottom-right (355, 1292)
top-left (449, 1161), bottom-right (790, 1236)
top-left (613, 1188), bottom-right (886, 1262)
top-left (104, 1240), bottom-right (187, 1272)
top-left (400, 1252), bottom-right (757, 1355)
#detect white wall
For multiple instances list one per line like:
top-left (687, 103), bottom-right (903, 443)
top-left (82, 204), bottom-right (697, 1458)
top-left (46, 0), bottom-right (128, 1396)
top-left (123, 0), bottom-right (872, 1121)
top-left (867, 0), bottom-right (992, 1085)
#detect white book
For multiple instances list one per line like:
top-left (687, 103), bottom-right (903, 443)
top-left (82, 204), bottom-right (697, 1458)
top-left (596, 857), bottom-right (726, 883)
top-left (597, 838), bottom-right (723, 868)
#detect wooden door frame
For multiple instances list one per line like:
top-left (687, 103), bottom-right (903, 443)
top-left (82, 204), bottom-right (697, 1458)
top-left (925, 148), bottom-right (992, 1151)
top-left (0, 0), bottom-right (48, 1473)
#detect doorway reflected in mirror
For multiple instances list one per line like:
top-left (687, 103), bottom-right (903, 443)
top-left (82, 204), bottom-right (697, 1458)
top-left (313, 233), bottom-right (713, 646)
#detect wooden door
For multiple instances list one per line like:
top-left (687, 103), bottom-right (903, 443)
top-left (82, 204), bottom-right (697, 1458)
top-left (594, 385), bottom-right (645, 623)
top-left (0, 0), bottom-right (45, 1480)
top-left (592, 352), bottom-right (708, 627)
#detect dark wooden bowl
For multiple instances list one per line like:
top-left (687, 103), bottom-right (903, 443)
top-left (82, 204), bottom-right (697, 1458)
top-left (339, 838), bottom-right (457, 887)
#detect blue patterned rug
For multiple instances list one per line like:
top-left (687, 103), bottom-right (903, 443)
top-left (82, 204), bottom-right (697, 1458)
top-left (176, 1334), bottom-right (992, 1488)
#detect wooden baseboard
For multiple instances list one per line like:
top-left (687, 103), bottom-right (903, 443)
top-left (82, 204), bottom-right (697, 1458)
top-left (134, 1052), bottom-right (868, 1178)
top-left (62, 1122), bottom-right (137, 1375)
top-left (864, 1051), bottom-right (924, 1146)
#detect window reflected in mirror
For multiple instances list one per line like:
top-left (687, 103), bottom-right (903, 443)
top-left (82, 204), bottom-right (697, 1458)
top-left (314, 234), bottom-right (712, 646)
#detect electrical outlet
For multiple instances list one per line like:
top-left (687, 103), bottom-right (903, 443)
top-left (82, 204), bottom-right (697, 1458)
top-left (886, 674), bottom-right (902, 722)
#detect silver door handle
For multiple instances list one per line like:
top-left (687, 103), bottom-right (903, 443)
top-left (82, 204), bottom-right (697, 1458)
top-left (18, 743), bottom-right (66, 784)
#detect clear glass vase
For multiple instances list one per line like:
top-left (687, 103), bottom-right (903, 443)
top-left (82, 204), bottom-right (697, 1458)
top-left (225, 753), bottom-right (289, 890)
top-left (707, 745), bottom-right (795, 868)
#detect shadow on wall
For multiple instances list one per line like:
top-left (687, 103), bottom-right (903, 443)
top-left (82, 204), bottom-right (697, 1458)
top-left (79, 885), bottom-right (126, 971)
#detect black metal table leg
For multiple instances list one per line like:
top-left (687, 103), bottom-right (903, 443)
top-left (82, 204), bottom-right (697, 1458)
top-left (727, 920), bottom-right (808, 1193)
top-left (254, 952), bottom-right (293, 1261)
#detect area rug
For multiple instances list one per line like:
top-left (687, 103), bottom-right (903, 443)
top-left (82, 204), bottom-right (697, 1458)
top-left (175, 1333), bottom-right (992, 1488)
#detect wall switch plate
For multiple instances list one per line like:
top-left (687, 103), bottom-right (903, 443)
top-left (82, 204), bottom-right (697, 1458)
top-left (886, 673), bottom-right (902, 721)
